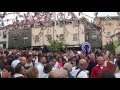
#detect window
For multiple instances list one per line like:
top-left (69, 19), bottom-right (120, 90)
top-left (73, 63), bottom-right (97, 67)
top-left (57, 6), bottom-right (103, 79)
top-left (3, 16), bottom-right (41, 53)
top-left (3, 31), bottom-right (7, 39)
top-left (46, 35), bottom-right (52, 41)
top-left (23, 37), bottom-right (28, 43)
top-left (35, 23), bottom-right (40, 28)
top-left (59, 34), bottom-right (65, 41)
top-left (3, 44), bottom-right (6, 48)
top-left (73, 33), bottom-right (78, 41)
top-left (34, 35), bottom-right (40, 43)
top-left (107, 32), bottom-right (111, 37)
top-left (92, 34), bottom-right (97, 42)
top-left (13, 37), bottom-right (17, 44)
top-left (72, 21), bottom-right (78, 27)
top-left (23, 30), bottom-right (28, 36)
top-left (59, 21), bottom-right (64, 27)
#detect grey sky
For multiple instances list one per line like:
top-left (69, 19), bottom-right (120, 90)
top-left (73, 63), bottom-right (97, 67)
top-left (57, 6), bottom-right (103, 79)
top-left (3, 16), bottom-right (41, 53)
top-left (97, 12), bottom-right (118, 17)
top-left (1, 12), bottom-right (119, 26)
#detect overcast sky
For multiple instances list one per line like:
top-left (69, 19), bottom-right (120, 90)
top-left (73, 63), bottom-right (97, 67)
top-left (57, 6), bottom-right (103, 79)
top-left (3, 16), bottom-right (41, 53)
top-left (1, 12), bottom-right (119, 26)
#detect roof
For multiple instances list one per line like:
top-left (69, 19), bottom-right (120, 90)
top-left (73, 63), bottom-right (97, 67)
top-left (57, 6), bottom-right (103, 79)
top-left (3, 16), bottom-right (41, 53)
top-left (111, 32), bottom-right (120, 37)
top-left (97, 16), bottom-right (120, 20)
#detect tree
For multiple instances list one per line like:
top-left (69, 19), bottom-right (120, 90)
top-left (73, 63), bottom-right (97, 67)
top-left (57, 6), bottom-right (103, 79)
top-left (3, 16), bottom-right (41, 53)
top-left (46, 34), bottom-right (65, 53)
top-left (104, 40), bottom-right (118, 53)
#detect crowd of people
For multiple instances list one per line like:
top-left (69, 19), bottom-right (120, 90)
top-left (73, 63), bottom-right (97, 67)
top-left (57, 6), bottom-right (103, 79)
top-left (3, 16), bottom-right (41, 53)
top-left (0, 48), bottom-right (120, 78)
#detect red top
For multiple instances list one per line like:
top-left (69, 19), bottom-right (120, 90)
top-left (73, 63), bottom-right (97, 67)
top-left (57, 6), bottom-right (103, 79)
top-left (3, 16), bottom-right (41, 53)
top-left (90, 64), bottom-right (108, 78)
top-left (58, 61), bottom-right (63, 68)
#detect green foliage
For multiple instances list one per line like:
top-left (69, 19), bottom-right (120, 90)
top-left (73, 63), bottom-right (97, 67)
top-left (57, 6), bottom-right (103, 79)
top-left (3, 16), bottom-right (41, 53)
top-left (46, 34), bottom-right (65, 53)
top-left (16, 43), bottom-right (24, 50)
top-left (104, 40), bottom-right (118, 53)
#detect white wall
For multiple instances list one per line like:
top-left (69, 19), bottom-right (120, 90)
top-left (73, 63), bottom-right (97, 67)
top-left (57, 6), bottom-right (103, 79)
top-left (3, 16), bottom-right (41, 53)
top-left (31, 23), bottom-right (85, 47)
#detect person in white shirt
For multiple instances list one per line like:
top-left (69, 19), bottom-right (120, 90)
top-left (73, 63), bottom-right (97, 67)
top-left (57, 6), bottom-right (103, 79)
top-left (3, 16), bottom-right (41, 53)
top-left (115, 57), bottom-right (120, 78)
top-left (50, 58), bottom-right (58, 71)
top-left (14, 63), bottom-right (26, 78)
top-left (33, 53), bottom-right (39, 67)
top-left (43, 63), bottom-right (52, 78)
top-left (35, 54), bottom-right (47, 78)
top-left (11, 55), bottom-right (20, 69)
top-left (76, 59), bottom-right (89, 78)
top-left (70, 59), bottom-right (80, 77)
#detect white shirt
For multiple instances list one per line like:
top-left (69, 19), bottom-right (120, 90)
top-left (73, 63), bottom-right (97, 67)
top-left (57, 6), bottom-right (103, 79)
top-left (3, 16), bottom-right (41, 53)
top-left (14, 73), bottom-right (24, 78)
top-left (54, 62), bottom-right (60, 69)
top-left (25, 62), bottom-right (33, 68)
top-left (34, 57), bottom-right (38, 67)
top-left (77, 70), bottom-right (89, 78)
top-left (114, 58), bottom-right (117, 64)
top-left (70, 67), bottom-right (80, 77)
top-left (11, 59), bottom-right (20, 68)
top-left (42, 73), bottom-right (49, 78)
top-left (115, 71), bottom-right (120, 78)
top-left (35, 62), bottom-right (44, 78)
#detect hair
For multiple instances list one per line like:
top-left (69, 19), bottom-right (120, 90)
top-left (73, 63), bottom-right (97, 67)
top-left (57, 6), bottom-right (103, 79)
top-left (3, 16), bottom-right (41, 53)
top-left (63, 62), bottom-right (73, 72)
top-left (24, 67), bottom-right (38, 78)
top-left (48, 69), bottom-right (68, 78)
top-left (3, 65), bottom-right (13, 73)
top-left (116, 57), bottom-right (120, 70)
top-left (14, 63), bottom-right (24, 73)
top-left (3, 65), bottom-right (15, 76)
top-left (38, 54), bottom-right (46, 62)
top-left (6, 58), bottom-right (13, 65)
top-left (79, 53), bottom-right (86, 59)
top-left (15, 55), bottom-right (19, 60)
top-left (100, 70), bottom-right (115, 78)
top-left (43, 63), bottom-right (52, 73)
top-left (26, 54), bottom-right (33, 59)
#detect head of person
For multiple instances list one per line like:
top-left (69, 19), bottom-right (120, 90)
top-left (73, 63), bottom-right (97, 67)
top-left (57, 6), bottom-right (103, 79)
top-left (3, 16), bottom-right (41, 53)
top-left (63, 62), bottom-right (73, 72)
top-left (15, 55), bottom-right (19, 60)
top-left (24, 67), bottom-right (38, 78)
top-left (19, 57), bottom-right (27, 66)
top-left (78, 59), bottom-right (88, 70)
top-left (43, 63), bottom-right (52, 74)
top-left (1, 65), bottom-right (13, 78)
top-left (103, 55), bottom-right (109, 61)
top-left (97, 56), bottom-right (104, 65)
top-left (89, 53), bottom-right (95, 61)
top-left (58, 57), bottom-right (62, 62)
top-left (38, 54), bottom-right (47, 64)
top-left (48, 68), bottom-right (68, 78)
top-left (100, 70), bottom-right (115, 78)
top-left (14, 63), bottom-right (26, 75)
top-left (79, 53), bottom-right (86, 59)
top-left (50, 57), bottom-right (56, 66)
top-left (26, 54), bottom-right (33, 63)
